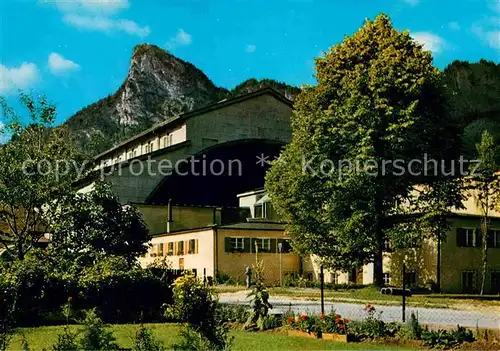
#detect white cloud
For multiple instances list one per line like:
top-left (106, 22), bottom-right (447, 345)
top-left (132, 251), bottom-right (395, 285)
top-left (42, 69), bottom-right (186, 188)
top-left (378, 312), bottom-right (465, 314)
top-left (48, 53), bottom-right (80, 75)
top-left (63, 14), bottom-right (150, 37)
top-left (471, 17), bottom-right (500, 50)
top-left (0, 62), bottom-right (39, 95)
top-left (165, 29), bottom-right (192, 50)
top-left (51, 0), bottom-right (129, 14)
top-left (50, 0), bottom-right (150, 37)
top-left (486, 30), bottom-right (500, 49)
top-left (448, 21), bottom-right (460, 31)
top-left (403, 0), bottom-right (419, 6)
top-left (246, 44), bottom-right (257, 53)
top-left (411, 32), bottom-right (446, 53)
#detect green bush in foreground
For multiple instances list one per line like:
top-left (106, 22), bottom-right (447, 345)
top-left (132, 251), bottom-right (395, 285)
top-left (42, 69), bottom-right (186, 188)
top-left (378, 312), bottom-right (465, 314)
top-left (165, 273), bottom-right (233, 350)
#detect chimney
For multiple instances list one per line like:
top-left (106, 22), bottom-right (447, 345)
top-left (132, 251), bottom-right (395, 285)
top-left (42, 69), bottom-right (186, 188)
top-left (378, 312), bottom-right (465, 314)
top-left (167, 199), bottom-right (173, 233)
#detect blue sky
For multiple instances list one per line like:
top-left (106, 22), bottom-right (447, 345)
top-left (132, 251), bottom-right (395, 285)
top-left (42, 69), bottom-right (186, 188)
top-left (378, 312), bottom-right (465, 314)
top-left (0, 0), bottom-right (499, 127)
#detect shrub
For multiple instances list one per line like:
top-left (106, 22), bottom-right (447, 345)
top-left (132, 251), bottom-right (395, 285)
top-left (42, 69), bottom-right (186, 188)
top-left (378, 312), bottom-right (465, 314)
top-left (52, 300), bottom-right (79, 351)
top-left (77, 257), bottom-right (172, 323)
top-left (215, 271), bottom-right (235, 285)
top-left (394, 312), bottom-right (423, 341)
top-left (244, 261), bottom-right (273, 331)
top-left (421, 325), bottom-right (475, 349)
top-left (165, 273), bottom-right (232, 350)
top-left (320, 312), bottom-right (349, 335)
top-left (173, 325), bottom-right (214, 351)
top-left (52, 328), bottom-right (79, 351)
top-left (347, 304), bottom-right (400, 341)
top-left (218, 304), bottom-right (249, 324)
top-left (78, 309), bottom-right (119, 351)
top-left (132, 324), bottom-right (166, 351)
top-left (0, 254), bottom-right (174, 326)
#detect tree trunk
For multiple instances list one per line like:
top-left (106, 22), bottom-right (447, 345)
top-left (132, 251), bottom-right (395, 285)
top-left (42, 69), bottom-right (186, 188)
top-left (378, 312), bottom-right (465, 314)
top-left (373, 186), bottom-right (385, 287)
top-left (17, 240), bottom-right (24, 260)
top-left (373, 246), bottom-right (384, 287)
top-left (480, 215), bottom-right (488, 295)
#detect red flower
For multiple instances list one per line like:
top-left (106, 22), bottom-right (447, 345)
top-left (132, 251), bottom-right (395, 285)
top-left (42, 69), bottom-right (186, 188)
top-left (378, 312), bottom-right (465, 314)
top-left (301, 314), bottom-right (308, 321)
top-left (336, 314), bottom-right (341, 319)
top-left (339, 324), bottom-right (345, 330)
top-left (287, 317), bottom-right (294, 324)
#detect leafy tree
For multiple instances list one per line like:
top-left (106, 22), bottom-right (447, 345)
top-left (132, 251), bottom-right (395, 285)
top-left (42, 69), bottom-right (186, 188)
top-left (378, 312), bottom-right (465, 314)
top-left (0, 93), bottom-right (84, 260)
top-left (470, 130), bottom-right (500, 295)
top-left (48, 182), bottom-right (150, 267)
top-left (265, 14), bottom-right (463, 286)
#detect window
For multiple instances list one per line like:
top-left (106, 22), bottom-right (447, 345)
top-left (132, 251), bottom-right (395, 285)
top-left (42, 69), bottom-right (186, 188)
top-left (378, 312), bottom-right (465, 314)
top-left (255, 238), bottom-right (271, 252)
top-left (383, 273), bottom-right (391, 285)
top-left (177, 241), bottom-right (184, 255)
top-left (188, 239), bottom-right (197, 254)
top-left (149, 141), bottom-right (155, 152)
top-left (488, 230), bottom-right (500, 248)
top-left (462, 271), bottom-right (476, 293)
top-left (230, 237), bottom-right (245, 252)
top-left (404, 271), bottom-right (417, 286)
top-left (167, 242), bottom-right (174, 256)
top-left (254, 204), bottom-right (263, 218)
top-left (457, 228), bottom-right (479, 247)
top-left (254, 202), bottom-right (274, 219)
top-left (179, 258), bottom-right (184, 270)
top-left (331, 272), bottom-right (339, 285)
top-left (127, 151), bottom-right (132, 159)
top-left (158, 243), bottom-right (164, 256)
top-left (133, 149), bottom-right (137, 157)
top-left (163, 134), bottom-right (173, 147)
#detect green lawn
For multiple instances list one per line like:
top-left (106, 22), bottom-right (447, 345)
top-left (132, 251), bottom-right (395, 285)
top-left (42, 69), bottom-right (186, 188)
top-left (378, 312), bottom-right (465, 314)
top-left (8, 323), bottom-right (409, 350)
top-left (217, 285), bottom-right (500, 310)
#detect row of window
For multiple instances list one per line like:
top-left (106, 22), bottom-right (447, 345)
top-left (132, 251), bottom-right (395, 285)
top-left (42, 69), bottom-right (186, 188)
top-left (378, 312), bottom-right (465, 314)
top-left (457, 228), bottom-right (500, 248)
top-left (225, 237), bottom-right (292, 253)
top-left (103, 134), bottom-right (176, 167)
top-left (254, 202), bottom-right (277, 220)
top-left (149, 239), bottom-right (198, 257)
top-left (462, 271), bottom-right (500, 294)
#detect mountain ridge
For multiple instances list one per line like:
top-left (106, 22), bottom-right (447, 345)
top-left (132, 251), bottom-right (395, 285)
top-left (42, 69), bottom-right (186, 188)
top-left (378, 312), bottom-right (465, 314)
top-left (66, 44), bottom-right (301, 155)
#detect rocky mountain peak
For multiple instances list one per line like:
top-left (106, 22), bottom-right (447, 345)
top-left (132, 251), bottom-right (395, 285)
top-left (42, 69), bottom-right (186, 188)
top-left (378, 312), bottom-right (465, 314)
top-left (66, 44), bottom-right (299, 155)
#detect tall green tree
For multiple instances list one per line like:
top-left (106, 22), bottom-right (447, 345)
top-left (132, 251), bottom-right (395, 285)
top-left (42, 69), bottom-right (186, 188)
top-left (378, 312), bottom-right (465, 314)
top-left (471, 130), bottom-right (500, 295)
top-left (48, 182), bottom-right (150, 269)
top-left (265, 14), bottom-right (463, 286)
top-left (0, 93), bottom-right (84, 260)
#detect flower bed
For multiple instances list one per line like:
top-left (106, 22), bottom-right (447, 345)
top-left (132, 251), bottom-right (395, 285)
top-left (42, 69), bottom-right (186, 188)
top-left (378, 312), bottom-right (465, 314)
top-left (283, 312), bottom-right (349, 342)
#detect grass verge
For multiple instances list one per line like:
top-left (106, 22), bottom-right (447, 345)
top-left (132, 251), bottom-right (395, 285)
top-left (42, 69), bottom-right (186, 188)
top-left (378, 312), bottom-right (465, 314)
top-left (9, 323), bottom-right (409, 350)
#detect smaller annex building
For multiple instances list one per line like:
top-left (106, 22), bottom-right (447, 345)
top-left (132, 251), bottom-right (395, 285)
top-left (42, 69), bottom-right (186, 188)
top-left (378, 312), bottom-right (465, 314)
top-left (139, 189), bottom-right (298, 284)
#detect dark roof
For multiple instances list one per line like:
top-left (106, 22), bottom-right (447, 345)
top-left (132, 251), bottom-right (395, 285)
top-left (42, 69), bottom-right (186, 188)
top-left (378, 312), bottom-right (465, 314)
top-left (95, 87), bottom-right (293, 160)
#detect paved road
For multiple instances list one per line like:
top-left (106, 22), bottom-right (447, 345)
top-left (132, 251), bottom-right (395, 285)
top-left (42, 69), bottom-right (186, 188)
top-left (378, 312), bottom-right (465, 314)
top-left (219, 292), bottom-right (500, 329)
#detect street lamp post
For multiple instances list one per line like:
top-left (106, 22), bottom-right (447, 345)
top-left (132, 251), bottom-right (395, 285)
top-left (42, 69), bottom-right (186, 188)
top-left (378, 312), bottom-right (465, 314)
top-left (278, 242), bottom-right (283, 287)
